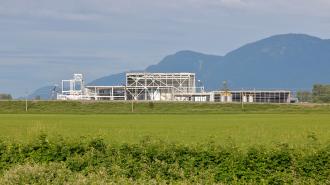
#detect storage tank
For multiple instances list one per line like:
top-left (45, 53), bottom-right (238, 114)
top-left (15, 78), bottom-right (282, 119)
top-left (227, 95), bottom-right (232, 102)
top-left (221, 95), bottom-right (225, 102)
top-left (243, 96), bottom-right (247, 103)
top-left (248, 95), bottom-right (254, 103)
top-left (151, 90), bottom-right (161, 101)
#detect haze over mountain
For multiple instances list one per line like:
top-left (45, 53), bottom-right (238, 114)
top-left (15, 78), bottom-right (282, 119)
top-left (29, 33), bottom-right (330, 99)
top-left (90, 33), bottom-right (330, 89)
top-left (26, 86), bottom-right (60, 100)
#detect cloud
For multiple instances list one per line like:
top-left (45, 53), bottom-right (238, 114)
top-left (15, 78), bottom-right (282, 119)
top-left (243, 0), bottom-right (330, 17)
top-left (1, 0), bottom-right (330, 21)
top-left (220, 0), bottom-right (246, 7)
top-left (0, 53), bottom-right (138, 97)
top-left (1, 0), bottom-right (330, 97)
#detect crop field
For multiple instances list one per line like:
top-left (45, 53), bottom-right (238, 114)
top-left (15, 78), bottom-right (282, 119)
top-left (0, 114), bottom-right (330, 148)
top-left (0, 101), bottom-right (330, 184)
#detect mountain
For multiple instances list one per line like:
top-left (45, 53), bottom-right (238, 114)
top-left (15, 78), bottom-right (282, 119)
top-left (89, 51), bottom-right (223, 87)
top-left (91, 34), bottom-right (330, 90)
top-left (26, 86), bottom-right (60, 100)
top-left (88, 72), bottom-right (126, 86)
top-left (30, 33), bottom-right (330, 99)
top-left (214, 34), bottom-right (330, 90)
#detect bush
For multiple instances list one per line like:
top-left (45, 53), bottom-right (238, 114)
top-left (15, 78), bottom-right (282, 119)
top-left (0, 163), bottom-right (71, 185)
top-left (0, 94), bottom-right (12, 100)
top-left (0, 135), bottom-right (329, 184)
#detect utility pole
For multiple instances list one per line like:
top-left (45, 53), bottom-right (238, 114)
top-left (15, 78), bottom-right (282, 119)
top-left (131, 99), bottom-right (134, 113)
top-left (198, 80), bottom-right (204, 93)
top-left (221, 81), bottom-right (230, 103)
top-left (222, 81), bottom-right (228, 92)
top-left (241, 97), bottom-right (244, 110)
top-left (51, 84), bottom-right (59, 100)
top-left (241, 90), bottom-right (244, 111)
top-left (25, 89), bottom-right (28, 112)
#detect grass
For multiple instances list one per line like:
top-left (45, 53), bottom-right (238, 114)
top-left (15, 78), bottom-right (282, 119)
top-left (0, 113), bottom-right (329, 148)
top-left (1, 101), bottom-right (330, 183)
top-left (1, 100), bottom-right (330, 114)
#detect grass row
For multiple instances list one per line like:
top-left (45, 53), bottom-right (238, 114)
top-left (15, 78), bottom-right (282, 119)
top-left (1, 114), bottom-right (330, 148)
top-left (0, 135), bottom-right (329, 184)
top-left (1, 100), bottom-right (330, 114)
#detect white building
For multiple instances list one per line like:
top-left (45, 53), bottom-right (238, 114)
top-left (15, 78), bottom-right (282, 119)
top-left (57, 73), bottom-right (210, 102)
top-left (57, 73), bottom-right (291, 103)
top-left (213, 90), bottom-right (291, 103)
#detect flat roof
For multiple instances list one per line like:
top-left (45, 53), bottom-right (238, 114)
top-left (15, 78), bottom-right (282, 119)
top-left (86, 86), bottom-right (125, 88)
top-left (213, 90), bottom-right (291, 93)
top-left (126, 72), bottom-right (195, 75)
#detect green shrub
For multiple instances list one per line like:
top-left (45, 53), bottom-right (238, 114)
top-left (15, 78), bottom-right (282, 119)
top-left (0, 163), bottom-right (72, 185)
top-left (0, 135), bottom-right (329, 184)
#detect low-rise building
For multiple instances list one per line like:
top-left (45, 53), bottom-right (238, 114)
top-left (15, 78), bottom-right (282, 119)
top-left (57, 73), bottom-right (292, 103)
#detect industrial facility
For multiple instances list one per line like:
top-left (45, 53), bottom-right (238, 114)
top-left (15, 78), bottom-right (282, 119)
top-left (213, 90), bottom-right (291, 103)
top-left (57, 73), bottom-right (292, 103)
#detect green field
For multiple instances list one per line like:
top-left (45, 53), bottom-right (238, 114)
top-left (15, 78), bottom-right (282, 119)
top-left (2, 100), bottom-right (330, 114)
top-left (1, 101), bottom-right (330, 147)
top-left (1, 101), bottom-right (330, 184)
top-left (1, 113), bottom-right (330, 148)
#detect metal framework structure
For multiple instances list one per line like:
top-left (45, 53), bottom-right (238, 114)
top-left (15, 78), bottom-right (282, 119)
top-left (57, 74), bottom-right (91, 100)
top-left (125, 73), bottom-right (197, 101)
top-left (57, 73), bottom-right (293, 103)
top-left (61, 74), bottom-right (84, 95)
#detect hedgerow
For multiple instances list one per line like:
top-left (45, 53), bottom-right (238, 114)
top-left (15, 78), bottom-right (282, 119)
top-left (0, 135), bottom-right (329, 184)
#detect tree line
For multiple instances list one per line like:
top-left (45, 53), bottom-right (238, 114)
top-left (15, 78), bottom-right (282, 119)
top-left (297, 84), bottom-right (330, 103)
top-left (0, 93), bottom-right (12, 100)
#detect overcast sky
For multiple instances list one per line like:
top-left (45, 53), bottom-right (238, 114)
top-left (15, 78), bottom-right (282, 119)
top-left (1, 0), bottom-right (330, 97)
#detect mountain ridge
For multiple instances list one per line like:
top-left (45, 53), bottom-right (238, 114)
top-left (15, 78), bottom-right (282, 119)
top-left (30, 33), bottom-right (330, 99)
